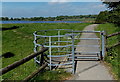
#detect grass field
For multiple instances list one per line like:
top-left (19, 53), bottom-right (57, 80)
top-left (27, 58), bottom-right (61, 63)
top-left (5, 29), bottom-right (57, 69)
top-left (1, 23), bottom-right (91, 80)
top-left (95, 23), bottom-right (120, 79)
top-left (63, 18), bottom-right (96, 23)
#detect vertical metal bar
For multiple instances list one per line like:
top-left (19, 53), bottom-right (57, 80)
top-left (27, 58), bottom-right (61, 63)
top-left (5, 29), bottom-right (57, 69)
top-left (34, 34), bottom-right (37, 53)
top-left (101, 31), bottom-right (105, 58)
top-left (58, 30), bottom-right (60, 55)
top-left (67, 35), bottom-right (69, 53)
top-left (49, 36), bottom-right (52, 70)
top-left (45, 31), bottom-right (47, 44)
top-left (99, 32), bottom-right (101, 60)
top-left (72, 35), bottom-right (75, 74)
top-left (104, 31), bottom-right (106, 60)
top-left (33, 34), bottom-right (37, 62)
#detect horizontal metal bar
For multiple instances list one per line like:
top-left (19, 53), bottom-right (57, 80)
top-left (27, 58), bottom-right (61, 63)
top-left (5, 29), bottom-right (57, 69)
top-left (53, 41), bottom-right (72, 43)
top-left (35, 35), bottom-right (69, 37)
top-left (68, 57), bottom-right (99, 59)
top-left (47, 60), bottom-right (72, 63)
top-left (74, 45), bottom-right (100, 47)
top-left (36, 29), bottom-right (72, 32)
top-left (48, 62), bottom-right (73, 66)
top-left (45, 41), bottom-right (72, 43)
top-left (35, 60), bottom-right (40, 64)
top-left (35, 44), bottom-right (72, 47)
top-left (68, 38), bottom-right (100, 40)
top-left (76, 57), bottom-right (99, 59)
top-left (52, 51), bottom-right (72, 53)
top-left (68, 31), bottom-right (101, 33)
top-left (44, 45), bottom-right (72, 48)
top-left (47, 54), bottom-right (72, 57)
top-left (74, 55), bottom-right (98, 57)
top-left (75, 52), bottom-right (100, 54)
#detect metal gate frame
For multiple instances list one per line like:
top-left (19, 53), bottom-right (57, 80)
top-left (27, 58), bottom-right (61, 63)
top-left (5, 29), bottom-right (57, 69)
top-left (33, 29), bottom-right (75, 73)
top-left (33, 30), bottom-right (106, 74)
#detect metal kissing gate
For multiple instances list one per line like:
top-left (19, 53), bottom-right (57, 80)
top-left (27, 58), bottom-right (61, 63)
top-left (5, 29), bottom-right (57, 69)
top-left (33, 29), bottom-right (105, 74)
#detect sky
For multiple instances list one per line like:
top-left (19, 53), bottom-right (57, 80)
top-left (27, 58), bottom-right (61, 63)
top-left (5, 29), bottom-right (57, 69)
top-left (1, 0), bottom-right (102, 2)
top-left (1, 1), bottom-right (108, 18)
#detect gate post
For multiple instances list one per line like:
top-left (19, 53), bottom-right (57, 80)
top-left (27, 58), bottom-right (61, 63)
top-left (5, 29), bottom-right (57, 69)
top-left (101, 31), bottom-right (105, 60)
top-left (49, 36), bottom-right (52, 70)
top-left (71, 34), bottom-right (75, 74)
top-left (33, 33), bottom-right (37, 63)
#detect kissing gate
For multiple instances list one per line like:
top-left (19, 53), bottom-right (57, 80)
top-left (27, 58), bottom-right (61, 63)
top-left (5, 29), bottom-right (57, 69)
top-left (33, 29), bottom-right (105, 74)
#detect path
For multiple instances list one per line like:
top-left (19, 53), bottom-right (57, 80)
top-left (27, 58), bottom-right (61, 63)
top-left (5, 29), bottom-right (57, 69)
top-left (73, 24), bottom-right (113, 80)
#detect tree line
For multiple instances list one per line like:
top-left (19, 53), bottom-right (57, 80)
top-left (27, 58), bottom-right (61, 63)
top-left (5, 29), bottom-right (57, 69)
top-left (95, 1), bottom-right (120, 26)
top-left (0, 15), bottom-right (97, 21)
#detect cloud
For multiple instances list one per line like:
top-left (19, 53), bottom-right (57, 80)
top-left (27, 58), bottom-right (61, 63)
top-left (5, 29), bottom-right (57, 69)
top-left (48, 0), bottom-right (69, 5)
top-left (51, 0), bottom-right (68, 2)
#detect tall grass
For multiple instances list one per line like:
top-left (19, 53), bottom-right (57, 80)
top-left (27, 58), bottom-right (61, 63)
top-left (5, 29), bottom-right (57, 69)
top-left (2, 23), bottom-right (90, 80)
top-left (95, 23), bottom-right (119, 79)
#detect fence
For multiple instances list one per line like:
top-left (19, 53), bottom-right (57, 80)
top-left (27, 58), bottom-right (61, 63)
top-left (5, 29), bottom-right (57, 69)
top-left (106, 32), bottom-right (120, 51)
top-left (33, 29), bottom-right (106, 74)
top-left (0, 48), bottom-right (48, 81)
top-left (33, 29), bottom-right (75, 74)
top-left (2, 30), bottom-right (117, 80)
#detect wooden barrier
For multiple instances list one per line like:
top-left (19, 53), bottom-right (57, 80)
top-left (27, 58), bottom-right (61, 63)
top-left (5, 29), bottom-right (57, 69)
top-left (106, 42), bottom-right (120, 51)
top-left (24, 63), bottom-right (48, 81)
top-left (0, 48), bottom-right (48, 76)
top-left (106, 32), bottom-right (120, 38)
top-left (106, 32), bottom-right (120, 50)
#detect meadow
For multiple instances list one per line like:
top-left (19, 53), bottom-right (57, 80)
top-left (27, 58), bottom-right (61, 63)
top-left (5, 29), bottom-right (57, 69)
top-left (95, 23), bottom-right (120, 79)
top-left (1, 23), bottom-right (91, 80)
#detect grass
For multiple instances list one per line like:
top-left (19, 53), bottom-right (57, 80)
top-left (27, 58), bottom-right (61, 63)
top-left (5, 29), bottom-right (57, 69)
top-left (31, 70), bottom-right (72, 81)
top-left (95, 23), bottom-right (119, 79)
top-left (63, 18), bottom-right (96, 23)
top-left (1, 23), bottom-right (91, 80)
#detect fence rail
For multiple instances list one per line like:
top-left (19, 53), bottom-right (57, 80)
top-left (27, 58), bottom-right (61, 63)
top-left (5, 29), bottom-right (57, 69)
top-left (0, 47), bottom-right (48, 76)
top-left (106, 32), bottom-right (120, 50)
top-left (106, 32), bottom-right (120, 38)
top-left (24, 63), bottom-right (48, 81)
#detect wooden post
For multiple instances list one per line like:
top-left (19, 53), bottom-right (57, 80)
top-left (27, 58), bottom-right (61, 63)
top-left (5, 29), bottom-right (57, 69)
top-left (40, 45), bottom-right (44, 66)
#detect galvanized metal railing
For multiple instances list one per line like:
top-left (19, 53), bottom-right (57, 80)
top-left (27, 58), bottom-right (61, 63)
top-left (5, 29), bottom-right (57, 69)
top-left (68, 30), bottom-right (105, 60)
top-left (33, 29), bottom-right (76, 74)
top-left (33, 29), bottom-right (106, 74)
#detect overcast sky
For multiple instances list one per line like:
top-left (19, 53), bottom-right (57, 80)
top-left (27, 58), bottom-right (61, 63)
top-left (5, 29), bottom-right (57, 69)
top-left (1, 1), bottom-right (107, 18)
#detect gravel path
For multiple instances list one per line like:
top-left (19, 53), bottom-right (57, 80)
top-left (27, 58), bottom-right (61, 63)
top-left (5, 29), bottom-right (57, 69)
top-left (73, 24), bottom-right (113, 80)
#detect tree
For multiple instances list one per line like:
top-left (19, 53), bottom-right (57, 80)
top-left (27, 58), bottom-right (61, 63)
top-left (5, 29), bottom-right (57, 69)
top-left (10, 17), bottom-right (14, 20)
top-left (1, 17), bottom-right (9, 20)
top-left (103, 1), bottom-right (120, 26)
top-left (95, 11), bottom-right (109, 24)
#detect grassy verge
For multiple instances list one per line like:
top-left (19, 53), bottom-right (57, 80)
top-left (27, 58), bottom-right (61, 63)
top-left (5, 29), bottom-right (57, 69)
top-left (95, 23), bottom-right (119, 79)
top-left (31, 70), bottom-right (72, 81)
top-left (2, 23), bottom-right (91, 80)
